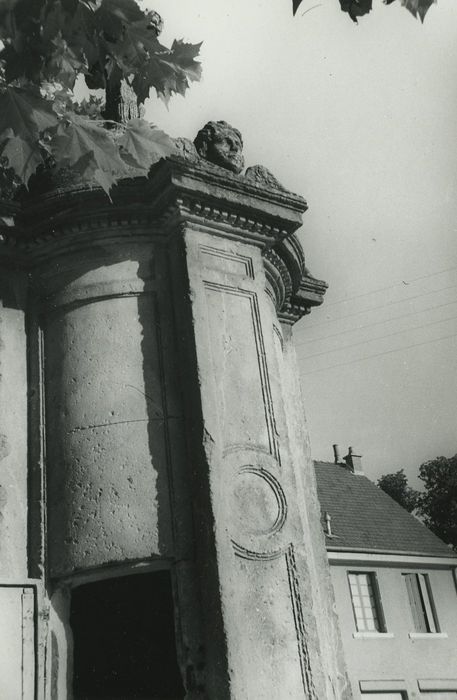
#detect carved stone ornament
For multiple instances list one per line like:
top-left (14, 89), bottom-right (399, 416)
top-left (173, 137), bottom-right (199, 161)
top-left (244, 165), bottom-right (286, 192)
top-left (232, 466), bottom-right (287, 538)
top-left (147, 9), bottom-right (164, 36)
top-left (193, 121), bottom-right (245, 174)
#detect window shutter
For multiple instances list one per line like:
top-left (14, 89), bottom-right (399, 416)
top-left (418, 573), bottom-right (437, 633)
top-left (404, 573), bottom-right (427, 632)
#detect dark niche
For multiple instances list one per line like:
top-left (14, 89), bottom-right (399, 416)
top-left (70, 570), bottom-right (185, 700)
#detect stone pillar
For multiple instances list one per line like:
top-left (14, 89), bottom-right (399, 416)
top-left (0, 122), bottom-right (351, 699)
top-left (152, 146), bottom-right (349, 699)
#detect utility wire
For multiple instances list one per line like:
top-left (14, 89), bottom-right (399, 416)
top-left (297, 282), bottom-right (457, 331)
top-left (299, 312), bottom-right (457, 361)
top-left (295, 298), bottom-right (457, 348)
top-left (301, 332), bottom-right (457, 377)
top-left (318, 264), bottom-right (457, 309)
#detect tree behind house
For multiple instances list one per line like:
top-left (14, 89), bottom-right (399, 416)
top-left (377, 469), bottom-right (419, 513)
top-left (416, 454), bottom-right (457, 551)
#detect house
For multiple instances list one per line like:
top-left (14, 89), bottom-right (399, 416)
top-left (314, 446), bottom-right (457, 700)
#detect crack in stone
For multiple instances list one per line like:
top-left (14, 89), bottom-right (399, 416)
top-left (68, 419), bottom-right (149, 433)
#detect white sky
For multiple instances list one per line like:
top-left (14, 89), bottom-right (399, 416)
top-left (145, 0), bottom-right (457, 487)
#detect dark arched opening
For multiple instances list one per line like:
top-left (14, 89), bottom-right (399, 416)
top-left (70, 570), bottom-right (185, 700)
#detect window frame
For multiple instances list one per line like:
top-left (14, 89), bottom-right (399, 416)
top-left (359, 679), bottom-right (409, 697)
top-left (360, 693), bottom-right (407, 699)
top-left (347, 570), bottom-right (387, 633)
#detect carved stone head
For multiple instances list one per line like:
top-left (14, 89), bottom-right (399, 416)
top-left (194, 121), bottom-right (244, 174)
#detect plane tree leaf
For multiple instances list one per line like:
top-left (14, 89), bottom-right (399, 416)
top-left (339, 0), bottom-right (373, 22)
top-left (0, 88), bottom-right (57, 184)
top-left (293, 0), bottom-right (436, 20)
top-left (50, 111), bottom-right (128, 194)
top-left (168, 40), bottom-right (203, 83)
top-left (132, 39), bottom-right (202, 105)
top-left (44, 34), bottom-right (88, 87)
top-left (0, 132), bottom-right (44, 183)
top-left (107, 16), bottom-right (160, 70)
top-left (396, 0), bottom-right (436, 21)
top-left (0, 86), bottom-right (58, 140)
top-left (117, 118), bottom-right (174, 172)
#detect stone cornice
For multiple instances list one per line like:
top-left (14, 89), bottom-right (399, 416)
top-left (159, 154), bottom-right (308, 215)
top-left (277, 277), bottom-right (328, 325)
top-left (3, 155), bottom-right (305, 245)
top-left (148, 156), bottom-right (327, 322)
top-left (146, 155), bottom-right (307, 246)
top-left (262, 248), bottom-right (327, 323)
top-left (0, 153), bottom-right (327, 322)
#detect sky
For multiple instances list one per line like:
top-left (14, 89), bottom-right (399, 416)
top-left (144, 0), bottom-right (457, 487)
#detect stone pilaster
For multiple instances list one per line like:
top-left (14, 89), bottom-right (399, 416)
top-left (146, 153), bottom-right (349, 698)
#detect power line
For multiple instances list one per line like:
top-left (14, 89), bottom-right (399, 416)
top-left (318, 265), bottom-right (457, 309)
top-left (299, 312), bottom-right (457, 361)
top-left (301, 331), bottom-right (457, 377)
top-left (296, 298), bottom-right (457, 348)
top-left (298, 282), bottom-right (457, 331)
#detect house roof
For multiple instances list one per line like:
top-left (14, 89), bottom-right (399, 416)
top-left (314, 461), bottom-right (455, 558)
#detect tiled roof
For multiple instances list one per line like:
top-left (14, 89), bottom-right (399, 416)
top-left (314, 461), bottom-right (455, 557)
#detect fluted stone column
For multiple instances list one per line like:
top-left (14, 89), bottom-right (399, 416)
top-left (0, 125), bottom-right (351, 699)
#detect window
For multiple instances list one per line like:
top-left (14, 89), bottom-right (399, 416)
top-left (348, 572), bottom-right (385, 632)
top-left (403, 573), bottom-right (439, 633)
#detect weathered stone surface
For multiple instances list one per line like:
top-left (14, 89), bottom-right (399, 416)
top-left (0, 434), bottom-right (10, 460)
top-left (244, 164), bottom-right (287, 191)
top-left (279, 333), bottom-right (352, 699)
top-left (42, 250), bottom-right (174, 576)
top-left (0, 272), bottom-right (28, 580)
top-left (173, 136), bottom-right (199, 161)
top-left (168, 227), bottom-right (347, 698)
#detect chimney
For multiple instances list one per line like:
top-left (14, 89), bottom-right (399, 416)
top-left (332, 444), bottom-right (343, 464)
top-left (344, 446), bottom-right (363, 474)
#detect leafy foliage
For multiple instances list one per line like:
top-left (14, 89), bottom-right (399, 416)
top-left (131, 38), bottom-right (202, 105)
top-left (377, 469), bottom-right (419, 513)
top-left (293, 0), bottom-right (437, 22)
top-left (0, 87), bottom-right (58, 138)
top-left (379, 455), bottom-right (457, 549)
top-left (117, 118), bottom-right (172, 172)
top-left (0, 0), bottom-right (201, 194)
top-left (416, 454), bottom-right (457, 549)
top-left (1, 132), bottom-right (44, 184)
top-left (51, 110), bottom-right (127, 192)
top-left (393, 0), bottom-right (436, 22)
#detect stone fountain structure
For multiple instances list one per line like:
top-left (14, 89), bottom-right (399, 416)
top-left (0, 118), bottom-right (350, 698)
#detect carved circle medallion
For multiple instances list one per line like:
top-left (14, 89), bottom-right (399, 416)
top-left (232, 466), bottom-right (287, 537)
